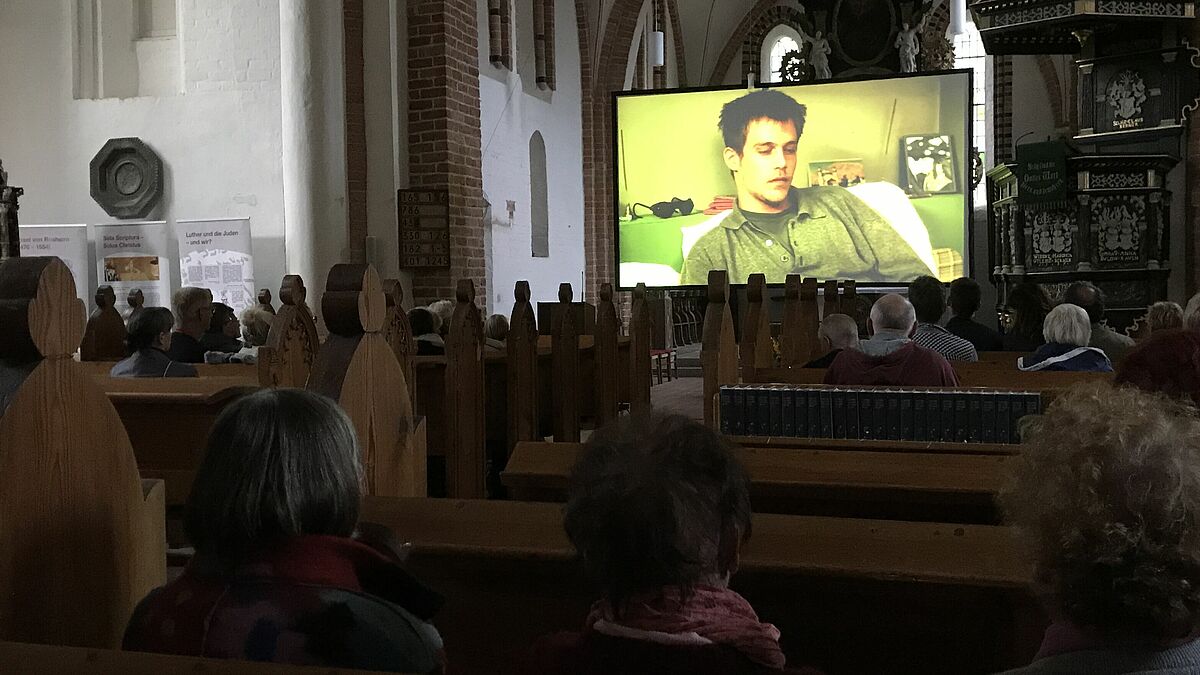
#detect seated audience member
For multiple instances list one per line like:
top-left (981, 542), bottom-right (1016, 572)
top-left (167, 286), bottom-right (213, 363)
top-left (527, 413), bottom-right (811, 675)
top-left (945, 277), bottom-right (1003, 351)
top-left (998, 384), bottom-right (1200, 674)
top-left (110, 307), bottom-right (198, 378)
top-left (201, 302), bottom-right (243, 353)
top-left (1064, 281), bottom-right (1134, 361)
top-left (123, 389), bottom-right (445, 672)
top-left (207, 307), bottom-right (273, 364)
top-left (1144, 301), bottom-right (1183, 334)
top-left (1002, 282), bottom-right (1050, 353)
top-left (409, 308), bottom-right (445, 355)
top-left (1017, 304), bottom-right (1113, 372)
top-left (908, 275), bottom-right (978, 362)
top-left (824, 294), bottom-right (958, 386)
top-left (484, 313), bottom-right (509, 350)
top-left (428, 300), bottom-right (454, 338)
top-left (803, 313), bottom-right (860, 368)
top-left (1115, 293), bottom-right (1200, 404)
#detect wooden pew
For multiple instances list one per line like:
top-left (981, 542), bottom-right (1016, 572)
top-left (502, 441), bottom-right (1007, 523)
top-left (308, 263), bottom-right (425, 498)
top-left (0, 640), bottom-right (396, 674)
top-left (701, 270), bottom-right (738, 427)
top-left (123, 287), bottom-right (145, 325)
top-left (258, 274), bottom-right (319, 388)
top-left (381, 278), bottom-right (416, 407)
top-left (629, 283), bottom-right (652, 414)
top-left (359, 496), bottom-right (1043, 675)
top-left (551, 283), bottom-right (581, 442)
top-left (0, 257), bottom-right (166, 648)
top-left (100, 376), bottom-right (259, 506)
top-left (80, 284), bottom-right (126, 360)
top-left (444, 279), bottom-right (486, 498)
top-left (256, 287), bottom-right (276, 314)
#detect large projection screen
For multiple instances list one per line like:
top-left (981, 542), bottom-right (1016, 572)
top-left (614, 70), bottom-right (972, 289)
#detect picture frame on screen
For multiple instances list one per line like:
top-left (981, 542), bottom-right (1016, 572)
top-left (612, 69), bottom-right (973, 290)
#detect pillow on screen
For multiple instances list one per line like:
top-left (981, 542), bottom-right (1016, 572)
top-left (678, 182), bottom-right (937, 277)
top-left (619, 262), bottom-right (681, 287)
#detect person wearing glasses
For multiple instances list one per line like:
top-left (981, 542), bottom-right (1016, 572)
top-left (679, 90), bottom-right (931, 286)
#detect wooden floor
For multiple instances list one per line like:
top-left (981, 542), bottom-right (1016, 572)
top-left (650, 375), bottom-right (703, 421)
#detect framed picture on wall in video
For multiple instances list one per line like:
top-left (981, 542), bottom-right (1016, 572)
top-left (901, 134), bottom-right (959, 196)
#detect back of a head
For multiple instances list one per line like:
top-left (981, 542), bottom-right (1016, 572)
top-left (1043, 303), bottom-right (1091, 347)
top-left (948, 277), bottom-right (981, 318)
top-left (408, 307), bottom-right (437, 336)
top-left (1184, 293), bottom-right (1200, 331)
top-left (209, 302), bottom-right (235, 333)
top-left (1064, 282), bottom-right (1104, 324)
top-left (819, 313), bottom-right (860, 351)
top-left (1146, 301), bottom-right (1183, 333)
top-left (428, 300), bottom-right (454, 335)
top-left (1002, 384), bottom-right (1200, 644)
top-left (907, 276), bottom-right (946, 324)
top-left (185, 389), bottom-right (362, 568)
top-left (869, 294), bottom-right (916, 334)
top-left (240, 306), bottom-right (273, 347)
top-left (1008, 283), bottom-right (1050, 337)
top-left (564, 412), bottom-right (751, 609)
top-left (173, 287), bottom-right (211, 327)
top-left (125, 307), bottom-right (174, 353)
top-left (484, 314), bottom-right (509, 341)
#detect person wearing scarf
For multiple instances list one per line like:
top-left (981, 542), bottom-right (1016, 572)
top-left (1017, 303), bottom-right (1112, 373)
top-left (524, 412), bottom-right (820, 675)
top-left (996, 384), bottom-right (1200, 674)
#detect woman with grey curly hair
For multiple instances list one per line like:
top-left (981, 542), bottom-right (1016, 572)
top-left (998, 383), bottom-right (1200, 674)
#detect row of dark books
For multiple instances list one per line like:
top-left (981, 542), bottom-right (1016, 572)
top-left (719, 385), bottom-right (1041, 444)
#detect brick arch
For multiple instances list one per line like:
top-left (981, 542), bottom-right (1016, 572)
top-left (741, 5), bottom-right (809, 80)
top-left (708, 0), bottom-right (787, 86)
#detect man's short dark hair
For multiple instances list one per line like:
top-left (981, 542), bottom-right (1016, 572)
top-left (408, 307), bottom-right (436, 336)
top-left (564, 412), bottom-right (751, 611)
top-left (185, 388), bottom-right (361, 569)
top-left (719, 89), bottom-right (807, 153)
top-left (908, 275), bottom-right (947, 324)
top-left (1064, 282), bottom-right (1104, 324)
top-left (126, 307), bottom-right (174, 353)
top-left (949, 277), bottom-right (982, 318)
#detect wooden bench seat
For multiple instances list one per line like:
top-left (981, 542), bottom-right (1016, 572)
top-left (359, 496), bottom-right (1042, 674)
top-left (502, 441), bottom-right (1007, 523)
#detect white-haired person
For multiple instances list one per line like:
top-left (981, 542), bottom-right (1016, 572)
top-left (1116, 293), bottom-right (1200, 405)
top-left (1017, 303), bottom-right (1112, 372)
top-left (997, 384), bottom-right (1200, 674)
top-left (823, 294), bottom-right (958, 386)
top-left (803, 313), bottom-right (860, 369)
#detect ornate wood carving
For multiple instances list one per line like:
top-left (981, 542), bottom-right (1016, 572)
top-left (0, 256), bottom-right (164, 647)
top-left (444, 279), bottom-right (485, 498)
top-left (381, 279), bottom-right (415, 406)
top-left (258, 275), bottom-right (319, 388)
top-left (80, 285), bottom-right (127, 361)
top-left (307, 264), bottom-right (423, 498)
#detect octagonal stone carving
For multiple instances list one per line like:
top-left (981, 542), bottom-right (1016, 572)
top-left (90, 137), bottom-right (163, 219)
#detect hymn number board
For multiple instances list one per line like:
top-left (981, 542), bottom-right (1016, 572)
top-left (398, 189), bottom-right (450, 268)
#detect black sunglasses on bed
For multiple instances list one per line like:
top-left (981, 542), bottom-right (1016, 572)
top-left (632, 197), bottom-right (694, 219)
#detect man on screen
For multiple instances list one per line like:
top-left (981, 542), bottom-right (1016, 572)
top-left (679, 90), bottom-right (932, 285)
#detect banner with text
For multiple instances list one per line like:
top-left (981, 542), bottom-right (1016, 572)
top-left (95, 221), bottom-right (172, 313)
top-left (19, 224), bottom-right (90, 304)
top-left (176, 217), bottom-right (255, 314)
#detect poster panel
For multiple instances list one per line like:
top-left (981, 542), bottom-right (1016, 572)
top-left (19, 224), bottom-right (90, 304)
top-left (176, 217), bottom-right (255, 314)
top-left (94, 221), bottom-right (172, 313)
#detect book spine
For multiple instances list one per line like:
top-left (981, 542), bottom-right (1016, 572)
top-left (968, 395), bottom-right (983, 443)
top-left (819, 390), bottom-right (834, 439)
top-left (900, 393), bottom-right (913, 441)
top-left (807, 389), bottom-right (821, 438)
top-left (874, 395), bottom-right (888, 441)
top-left (833, 390), bottom-right (847, 439)
top-left (941, 393), bottom-right (956, 443)
top-left (887, 394), bottom-right (901, 440)
top-left (996, 395), bottom-right (1012, 444)
top-left (769, 387), bottom-right (783, 437)
top-left (954, 393), bottom-right (970, 442)
top-left (846, 390), bottom-right (861, 439)
top-left (782, 389), bottom-right (795, 437)
top-left (913, 393), bottom-right (927, 442)
top-left (720, 387), bottom-right (734, 436)
top-left (981, 393), bottom-right (996, 444)
top-left (1010, 394), bottom-right (1026, 443)
top-left (757, 387), bottom-right (771, 437)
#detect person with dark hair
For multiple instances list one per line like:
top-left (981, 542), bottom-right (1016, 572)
top-left (526, 413), bottom-right (809, 675)
top-left (679, 90), bottom-right (930, 285)
top-left (109, 307), bottom-right (198, 378)
top-left (409, 307), bottom-right (444, 355)
top-left (998, 384), bottom-right (1200, 673)
top-left (1064, 281), bottom-right (1134, 360)
top-left (908, 275), bottom-right (977, 361)
top-left (1002, 283), bottom-right (1051, 353)
top-left (945, 277), bottom-right (1003, 351)
top-left (201, 302), bottom-right (243, 353)
top-left (123, 389), bottom-right (445, 672)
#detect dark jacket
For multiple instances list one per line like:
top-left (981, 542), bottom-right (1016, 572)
top-left (525, 631), bottom-right (820, 675)
top-left (1017, 343), bottom-right (1112, 372)
top-left (166, 331), bottom-right (207, 363)
top-left (824, 341), bottom-right (959, 387)
top-left (200, 331), bottom-right (243, 354)
top-left (123, 535), bottom-right (445, 673)
top-left (1115, 329), bottom-right (1200, 404)
top-left (803, 349), bottom-right (842, 369)
top-left (945, 315), bottom-right (1003, 352)
top-left (109, 349), bottom-right (198, 378)
top-left (1002, 329), bottom-right (1045, 353)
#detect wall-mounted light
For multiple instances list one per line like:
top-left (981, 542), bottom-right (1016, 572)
top-left (948, 0), bottom-right (968, 37)
top-left (651, 30), bottom-right (665, 67)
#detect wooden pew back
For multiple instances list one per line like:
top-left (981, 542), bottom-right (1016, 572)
top-left (80, 284), bottom-right (126, 360)
top-left (258, 274), bottom-right (319, 388)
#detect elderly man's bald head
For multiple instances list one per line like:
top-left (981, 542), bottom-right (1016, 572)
top-left (869, 294), bottom-right (917, 335)
top-left (818, 313), bottom-right (860, 351)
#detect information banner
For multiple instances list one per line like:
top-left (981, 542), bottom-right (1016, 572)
top-left (19, 224), bottom-right (90, 304)
top-left (176, 217), bottom-right (255, 313)
top-left (94, 221), bottom-right (172, 313)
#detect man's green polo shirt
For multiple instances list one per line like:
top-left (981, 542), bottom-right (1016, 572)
top-left (679, 186), bottom-right (934, 285)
